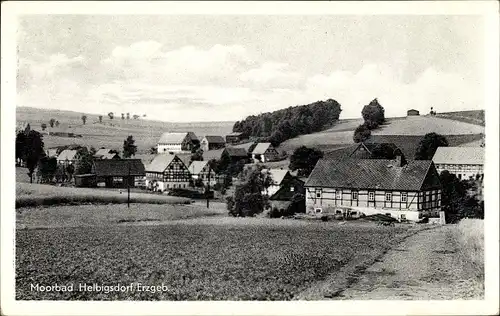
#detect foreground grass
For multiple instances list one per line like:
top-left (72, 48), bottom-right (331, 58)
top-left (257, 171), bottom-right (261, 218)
top-left (16, 182), bottom-right (190, 208)
top-left (16, 220), bottom-right (415, 300)
top-left (17, 203), bottom-right (226, 229)
top-left (447, 219), bottom-right (484, 297)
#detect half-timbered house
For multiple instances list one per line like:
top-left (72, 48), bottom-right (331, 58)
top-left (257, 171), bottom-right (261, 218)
top-left (145, 154), bottom-right (192, 192)
top-left (188, 160), bottom-right (217, 186)
top-left (251, 143), bottom-right (280, 163)
top-left (304, 156), bottom-right (443, 222)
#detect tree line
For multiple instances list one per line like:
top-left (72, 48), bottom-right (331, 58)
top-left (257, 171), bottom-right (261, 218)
top-left (232, 99), bottom-right (342, 146)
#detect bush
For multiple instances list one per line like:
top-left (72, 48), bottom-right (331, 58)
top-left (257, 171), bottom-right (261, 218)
top-left (353, 124), bottom-right (371, 143)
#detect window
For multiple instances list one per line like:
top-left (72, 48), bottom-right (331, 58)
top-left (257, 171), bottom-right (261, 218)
top-left (385, 192), bottom-right (392, 201)
top-left (316, 189), bottom-right (322, 198)
top-left (352, 191), bottom-right (358, 200)
top-left (400, 214), bottom-right (406, 220)
top-left (401, 193), bottom-right (407, 203)
top-left (290, 187), bottom-right (295, 192)
top-left (336, 191), bottom-right (341, 199)
top-left (368, 191), bottom-right (375, 201)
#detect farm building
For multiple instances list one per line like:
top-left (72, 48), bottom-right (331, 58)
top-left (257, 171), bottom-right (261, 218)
top-left (263, 168), bottom-right (305, 197)
top-left (304, 156), bottom-right (444, 223)
top-left (225, 132), bottom-right (246, 144)
top-left (200, 135), bottom-right (226, 151)
top-left (326, 142), bottom-right (403, 160)
top-left (432, 147), bottom-right (484, 180)
top-left (145, 154), bottom-right (192, 192)
top-left (251, 143), bottom-right (280, 163)
top-left (91, 159), bottom-right (145, 188)
top-left (222, 147), bottom-right (250, 163)
top-left (188, 160), bottom-right (217, 186)
top-left (93, 148), bottom-right (120, 160)
top-left (157, 132), bottom-right (198, 153)
top-left (407, 109), bottom-right (420, 116)
top-left (57, 149), bottom-right (80, 166)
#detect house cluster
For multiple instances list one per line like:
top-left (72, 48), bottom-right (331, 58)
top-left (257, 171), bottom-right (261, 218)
top-left (303, 139), bottom-right (484, 224)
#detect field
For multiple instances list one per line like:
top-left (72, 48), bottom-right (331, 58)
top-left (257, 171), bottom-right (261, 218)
top-left (16, 213), bottom-right (421, 300)
top-left (17, 107), bottom-right (234, 154)
top-left (436, 110), bottom-right (485, 126)
top-left (279, 115), bottom-right (484, 154)
top-left (16, 182), bottom-right (190, 208)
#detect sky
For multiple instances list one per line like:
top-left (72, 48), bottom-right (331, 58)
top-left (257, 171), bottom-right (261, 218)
top-left (17, 15), bottom-right (485, 122)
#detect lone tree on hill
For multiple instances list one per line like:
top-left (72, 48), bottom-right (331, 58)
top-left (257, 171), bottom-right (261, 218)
top-left (121, 113), bottom-right (125, 120)
top-left (98, 115), bottom-right (103, 123)
top-left (108, 112), bottom-right (114, 120)
top-left (49, 118), bottom-right (55, 128)
top-left (81, 115), bottom-right (87, 125)
top-left (289, 146), bottom-right (324, 177)
top-left (41, 123), bottom-right (47, 131)
top-left (123, 135), bottom-right (137, 158)
top-left (55, 120), bottom-right (60, 127)
top-left (126, 113), bottom-right (130, 120)
top-left (361, 98), bottom-right (385, 128)
top-left (415, 132), bottom-right (449, 160)
top-left (353, 123), bottom-right (371, 143)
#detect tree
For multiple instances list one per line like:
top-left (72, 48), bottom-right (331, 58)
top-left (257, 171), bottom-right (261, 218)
top-left (15, 131), bottom-right (26, 166)
top-left (37, 156), bottom-right (57, 183)
top-left (126, 113), bottom-right (130, 120)
top-left (41, 123), bottom-right (47, 131)
top-left (361, 98), bottom-right (385, 128)
top-left (98, 115), bottom-right (103, 123)
top-left (191, 148), bottom-right (204, 162)
top-left (75, 148), bottom-right (94, 175)
top-left (123, 135), bottom-right (137, 158)
top-left (66, 164), bottom-right (75, 182)
top-left (150, 147), bottom-right (158, 155)
top-left (133, 114), bottom-right (140, 120)
top-left (20, 130), bottom-right (45, 183)
top-left (49, 118), bottom-right (56, 128)
top-left (289, 146), bottom-right (324, 177)
top-left (108, 112), bottom-right (114, 120)
top-left (55, 120), bottom-right (60, 127)
top-left (81, 115), bottom-right (87, 125)
top-left (121, 113), bottom-right (125, 120)
top-left (353, 124), bottom-right (371, 143)
top-left (227, 165), bottom-right (273, 217)
top-left (415, 133), bottom-right (449, 160)
top-left (370, 143), bottom-right (403, 160)
top-left (439, 171), bottom-right (482, 223)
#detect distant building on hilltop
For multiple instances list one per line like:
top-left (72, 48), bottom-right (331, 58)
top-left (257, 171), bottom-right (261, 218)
top-left (407, 109), bottom-right (420, 116)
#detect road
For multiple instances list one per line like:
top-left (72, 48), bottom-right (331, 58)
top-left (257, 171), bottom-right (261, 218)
top-left (339, 225), bottom-right (483, 300)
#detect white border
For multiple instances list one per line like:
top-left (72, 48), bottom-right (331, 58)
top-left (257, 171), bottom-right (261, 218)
top-left (2, 2), bottom-right (499, 316)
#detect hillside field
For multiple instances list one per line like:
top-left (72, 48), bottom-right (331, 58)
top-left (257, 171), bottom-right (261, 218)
top-left (16, 107), bottom-right (234, 154)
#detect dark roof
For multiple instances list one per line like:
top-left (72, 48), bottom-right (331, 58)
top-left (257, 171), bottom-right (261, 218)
top-left (305, 158), bottom-right (436, 191)
top-left (92, 159), bottom-right (145, 177)
top-left (224, 147), bottom-right (248, 157)
top-left (204, 135), bottom-right (225, 144)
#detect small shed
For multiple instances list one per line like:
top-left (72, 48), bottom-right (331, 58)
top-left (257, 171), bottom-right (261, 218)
top-left (407, 109), bottom-right (420, 116)
top-left (92, 159), bottom-right (146, 188)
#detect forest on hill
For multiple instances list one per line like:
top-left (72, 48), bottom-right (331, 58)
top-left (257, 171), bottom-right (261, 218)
top-left (232, 99), bottom-right (342, 146)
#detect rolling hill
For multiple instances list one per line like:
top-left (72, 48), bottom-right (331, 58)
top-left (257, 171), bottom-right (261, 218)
top-left (16, 107), bottom-right (235, 154)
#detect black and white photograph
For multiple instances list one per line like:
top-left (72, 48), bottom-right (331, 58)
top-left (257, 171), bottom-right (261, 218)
top-left (1, 1), bottom-right (499, 315)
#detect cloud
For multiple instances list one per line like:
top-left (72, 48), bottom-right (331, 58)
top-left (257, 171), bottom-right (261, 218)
top-left (240, 62), bottom-right (303, 89)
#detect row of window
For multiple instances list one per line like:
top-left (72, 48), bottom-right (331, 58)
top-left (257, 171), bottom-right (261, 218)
top-left (437, 164), bottom-right (483, 170)
top-left (314, 189), bottom-right (407, 202)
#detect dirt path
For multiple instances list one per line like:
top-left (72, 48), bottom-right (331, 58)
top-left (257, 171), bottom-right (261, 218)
top-left (338, 225), bottom-right (483, 300)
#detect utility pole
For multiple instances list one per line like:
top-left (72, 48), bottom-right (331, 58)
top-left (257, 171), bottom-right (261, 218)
top-left (127, 161), bottom-right (131, 208)
top-left (206, 164), bottom-right (211, 209)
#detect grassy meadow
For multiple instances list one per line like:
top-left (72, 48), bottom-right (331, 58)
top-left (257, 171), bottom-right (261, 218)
top-left (16, 215), bottom-right (420, 300)
top-left (447, 219), bottom-right (484, 298)
top-left (16, 182), bottom-right (190, 208)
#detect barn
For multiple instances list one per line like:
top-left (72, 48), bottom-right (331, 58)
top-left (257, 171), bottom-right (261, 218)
top-left (92, 159), bottom-right (146, 188)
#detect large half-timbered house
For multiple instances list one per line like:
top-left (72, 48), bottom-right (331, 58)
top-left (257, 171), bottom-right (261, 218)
top-left (145, 154), bottom-right (192, 192)
top-left (304, 156), bottom-right (443, 222)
